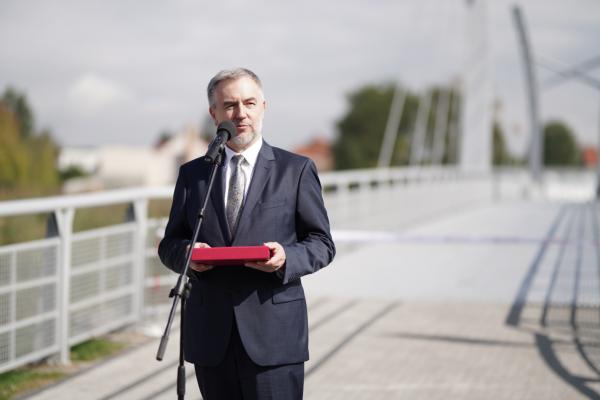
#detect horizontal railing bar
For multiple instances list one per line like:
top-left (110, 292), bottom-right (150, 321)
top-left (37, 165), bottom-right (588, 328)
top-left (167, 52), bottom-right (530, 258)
top-left (70, 255), bottom-right (135, 277)
top-left (143, 303), bottom-right (177, 316)
top-left (72, 223), bottom-right (137, 241)
top-left (69, 287), bottom-right (136, 313)
top-left (68, 315), bottom-right (138, 346)
top-left (0, 238), bottom-right (60, 254)
top-left (0, 312), bottom-right (58, 335)
top-left (0, 276), bottom-right (59, 295)
top-left (144, 275), bottom-right (178, 287)
top-left (0, 186), bottom-right (174, 217)
top-left (0, 167), bottom-right (478, 218)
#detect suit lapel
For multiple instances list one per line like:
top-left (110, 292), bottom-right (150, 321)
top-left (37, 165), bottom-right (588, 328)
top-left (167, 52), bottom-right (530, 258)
top-left (233, 142), bottom-right (275, 243)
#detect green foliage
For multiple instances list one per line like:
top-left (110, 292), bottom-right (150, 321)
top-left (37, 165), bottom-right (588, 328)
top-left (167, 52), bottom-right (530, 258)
top-left (1, 87), bottom-right (34, 138)
top-left (422, 86), bottom-right (461, 165)
top-left (155, 129), bottom-right (174, 148)
top-left (543, 120), bottom-right (580, 166)
top-left (58, 165), bottom-right (88, 181)
top-left (0, 369), bottom-right (65, 400)
top-left (73, 204), bottom-right (131, 232)
top-left (27, 131), bottom-right (60, 188)
top-left (0, 106), bottom-right (29, 187)
top-left (0, 214), bottom-right (50, 246)
top-left (441, 90), bottom-right (462, 165)
top-left (492, 121), bottom-right (510, 165)
top-left (149, 199), bottom-right (173, 218)
top-left (0, 87), bottom-right (61, 195)
top-left (332, 83), bottom-right (460, 170)
top-left (70, 338), bottom-right (125, 362)
top-left (0, 87), bottom-right (64, 245)
top-left (0, 337), bottom-right (125, 399)
top-left (333, 84), bottom-right (394, 170)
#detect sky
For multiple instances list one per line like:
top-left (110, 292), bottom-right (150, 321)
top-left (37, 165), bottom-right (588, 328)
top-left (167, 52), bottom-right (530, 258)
top-left (1, 0), bottom-right (599, 157)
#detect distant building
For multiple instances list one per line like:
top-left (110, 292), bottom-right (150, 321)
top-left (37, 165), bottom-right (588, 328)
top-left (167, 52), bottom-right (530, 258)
top-left (293, 137), bottom-right (334, 172)
top-left (59, 125), bottom-right (208, 192)
top-left (581, 146), bottom-right (598, 168)
top-left (58, 146), bottom-right (99, 174)
top-left (153, 125), bottom-right (208, 169)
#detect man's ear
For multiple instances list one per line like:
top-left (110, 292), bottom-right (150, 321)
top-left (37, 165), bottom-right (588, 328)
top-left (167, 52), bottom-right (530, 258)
top-left (208, 107), bottom-right (217, 125)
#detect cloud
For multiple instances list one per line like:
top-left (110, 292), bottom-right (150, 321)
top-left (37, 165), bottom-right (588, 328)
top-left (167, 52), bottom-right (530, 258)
top-left (67, 73), bottom-right (134, 115)
top-left (1, 0), bottom-right (598, 152)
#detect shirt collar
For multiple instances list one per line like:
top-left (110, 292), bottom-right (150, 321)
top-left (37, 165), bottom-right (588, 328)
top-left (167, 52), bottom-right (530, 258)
top-left (224, 136), bottom-right (263, 168)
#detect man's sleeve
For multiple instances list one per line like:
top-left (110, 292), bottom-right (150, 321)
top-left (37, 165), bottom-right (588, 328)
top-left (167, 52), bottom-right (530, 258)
top-left (281, 159), bottom-right (336, 284)
top-left (158, 166), bottom-right (192, 274)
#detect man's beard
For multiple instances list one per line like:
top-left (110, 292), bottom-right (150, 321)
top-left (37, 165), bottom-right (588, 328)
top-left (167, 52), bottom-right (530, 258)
top-left (230, 130), bottom-right (258, 148)
top-left (230, 119), bottom-right (262, 149)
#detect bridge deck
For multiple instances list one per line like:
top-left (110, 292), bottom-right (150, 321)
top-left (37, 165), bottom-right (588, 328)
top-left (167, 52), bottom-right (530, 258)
top-left (24, 200), bottom-right (600, 399)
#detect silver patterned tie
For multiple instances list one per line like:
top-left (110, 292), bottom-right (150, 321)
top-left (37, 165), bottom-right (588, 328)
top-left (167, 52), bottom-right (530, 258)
top-left (226, 154), bottom-right (246, 235)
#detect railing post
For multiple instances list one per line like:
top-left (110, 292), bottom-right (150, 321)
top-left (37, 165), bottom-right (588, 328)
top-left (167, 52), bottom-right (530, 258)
top-left (55, 207), bottom-right (74, 365)
top-left (132, 199), bottom-right (149, 321)
top-left (337, 180), bottom-right (351, 228)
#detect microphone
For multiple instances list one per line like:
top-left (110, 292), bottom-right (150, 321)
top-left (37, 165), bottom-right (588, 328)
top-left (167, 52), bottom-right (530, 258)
top-left (204, 121), bottom-right (235, 164)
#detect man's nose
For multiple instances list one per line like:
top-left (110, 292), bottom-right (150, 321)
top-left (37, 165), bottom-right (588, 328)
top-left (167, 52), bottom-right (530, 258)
top-left (233, 104), bottom-right (247, 119)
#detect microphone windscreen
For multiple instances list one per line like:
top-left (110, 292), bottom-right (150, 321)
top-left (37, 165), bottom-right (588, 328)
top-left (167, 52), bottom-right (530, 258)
top-left (217, 120), bottom-right (236, 140)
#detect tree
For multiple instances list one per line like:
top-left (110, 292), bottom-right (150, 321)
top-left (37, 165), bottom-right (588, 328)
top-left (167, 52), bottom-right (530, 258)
top-left (154, 129), bottom-right (174, 148)
top-left (28, 129), bottom-right (60, 188)
top-left (0, 87), bottom-right (60, 194)
top-left (492, 121), bottom-right (510, 165)
top-left (543, 120), bottom-right (579, 166)
top-left (333, 83), bottom-right (459, 170)
top-left (0, 104), bottom-right (29, 187)
top-left (2, 87), bottom-right (35, 138)
top-left (333, 84), bottom-right (393, 170)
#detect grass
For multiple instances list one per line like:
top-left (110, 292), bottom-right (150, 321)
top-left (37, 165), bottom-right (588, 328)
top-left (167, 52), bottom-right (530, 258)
top-left (70, 338), bottom-right (126, 362)
top-left (0, 370), bottom-right (65, 400)
top-left (0, 338), bottom-right (126, 400)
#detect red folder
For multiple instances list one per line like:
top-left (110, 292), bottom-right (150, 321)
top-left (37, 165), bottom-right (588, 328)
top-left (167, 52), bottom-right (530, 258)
top-left (191, 246), bottom-right (271, 266)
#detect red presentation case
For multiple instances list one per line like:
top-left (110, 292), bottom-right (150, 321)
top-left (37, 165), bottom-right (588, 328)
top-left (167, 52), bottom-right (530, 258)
top-left (191, 246), bottom-right (271, 266)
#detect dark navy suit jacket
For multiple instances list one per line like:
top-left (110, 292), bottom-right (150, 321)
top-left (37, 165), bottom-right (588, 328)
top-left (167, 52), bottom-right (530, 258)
top-left (158, 141), bottom-right (335, 367)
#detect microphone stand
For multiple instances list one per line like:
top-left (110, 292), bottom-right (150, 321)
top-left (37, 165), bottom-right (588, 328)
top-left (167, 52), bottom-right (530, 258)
top-left (156, 149), bottom-right (224, 400)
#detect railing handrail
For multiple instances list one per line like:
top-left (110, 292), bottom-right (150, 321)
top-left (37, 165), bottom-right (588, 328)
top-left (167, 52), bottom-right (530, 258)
top-left (1, 165), bottom-right (594, 218)
top-left (0, 186), bottom-right (173, 217)
top-left (0, 166), bottom-right (474, 217)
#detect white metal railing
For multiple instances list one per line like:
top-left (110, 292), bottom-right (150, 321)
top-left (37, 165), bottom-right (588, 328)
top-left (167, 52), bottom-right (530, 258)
top-left (0, 166), bottom-right (509, 373)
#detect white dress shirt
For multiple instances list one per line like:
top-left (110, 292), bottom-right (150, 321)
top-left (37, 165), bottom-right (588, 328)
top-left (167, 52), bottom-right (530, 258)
top-left (222, 136), bottom-right (263, 209)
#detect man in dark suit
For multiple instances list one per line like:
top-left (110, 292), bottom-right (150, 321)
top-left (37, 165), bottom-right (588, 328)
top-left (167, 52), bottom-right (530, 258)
top-left (158, 68), bottom-right (335, 400)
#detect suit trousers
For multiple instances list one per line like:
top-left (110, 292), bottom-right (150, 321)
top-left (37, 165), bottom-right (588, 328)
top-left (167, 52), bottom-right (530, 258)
top-left (194, 318), bottom-right (304, 400)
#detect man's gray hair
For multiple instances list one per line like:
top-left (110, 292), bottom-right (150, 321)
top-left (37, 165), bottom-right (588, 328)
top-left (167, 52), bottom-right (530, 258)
top-left (207, 68), bottom-right (263, 107)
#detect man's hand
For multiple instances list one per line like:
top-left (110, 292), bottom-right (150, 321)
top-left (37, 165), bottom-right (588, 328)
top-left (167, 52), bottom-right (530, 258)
top-left (188, 242), bottom-right (213, 273)
top-left (245, 242), bottom-right (286, 273)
